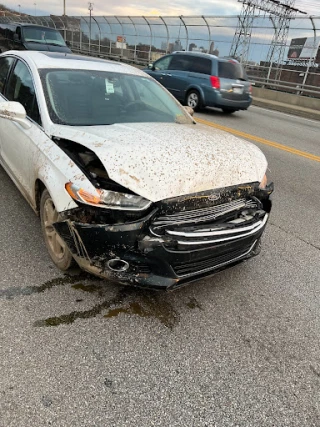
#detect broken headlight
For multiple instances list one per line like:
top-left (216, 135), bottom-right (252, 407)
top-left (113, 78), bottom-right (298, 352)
top-left (66, 182), bottom-right (152, 211)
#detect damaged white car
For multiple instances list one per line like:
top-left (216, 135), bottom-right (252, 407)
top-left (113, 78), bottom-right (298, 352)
top-left (0, 51), bottom-right (273, 289)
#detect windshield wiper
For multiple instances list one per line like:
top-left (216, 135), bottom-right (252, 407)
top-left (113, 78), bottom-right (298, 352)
top-left (46, 42), bottom-right (65, 47)
top-left (26, 40), bottom-right (45, 44)
top-left (86, 123), bottom-right (114, 126)
top-left (26, 40), bottom-right (64, 47)
top-left (68, 123), bottom-right (115, 126)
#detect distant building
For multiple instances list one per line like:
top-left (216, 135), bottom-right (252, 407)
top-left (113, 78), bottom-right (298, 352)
top-left (161, 41), bottom-right (168, 51)
top-left (209, 41), bottom-right (219, 56)
top-left (168, 42), bottom-right (174, 53)
top-left (173, 39), bottom-right (183, 51)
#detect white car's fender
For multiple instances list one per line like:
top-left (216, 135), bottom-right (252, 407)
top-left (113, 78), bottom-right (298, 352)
top-left (34, 138), bottom-right (98, 213)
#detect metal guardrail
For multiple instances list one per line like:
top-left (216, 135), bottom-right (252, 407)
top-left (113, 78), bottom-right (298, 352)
top-left (0, 14), bottom-right (319, 98)
top-left (251, 78), bottom-right (320, 96)
top-left (245, 65), bottom-right (320, 97)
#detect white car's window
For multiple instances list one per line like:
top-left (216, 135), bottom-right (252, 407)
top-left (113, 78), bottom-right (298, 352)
top-left (41, 69), bottom-right (192, 126)
top-left (6, 60), bottom-right (41, 124)
top-left (0, 56), bottom-right (14, 94)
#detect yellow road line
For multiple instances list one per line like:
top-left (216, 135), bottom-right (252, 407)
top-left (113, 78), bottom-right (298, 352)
top-left (196, 117), bottom-right (320, 163)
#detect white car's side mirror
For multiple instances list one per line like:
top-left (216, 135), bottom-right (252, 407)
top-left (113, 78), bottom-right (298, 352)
top-left (0, 101), bottom-right (31, 129)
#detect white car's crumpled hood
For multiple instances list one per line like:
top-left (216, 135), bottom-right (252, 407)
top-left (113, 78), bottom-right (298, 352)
top-left (49, 122), bottom-right (268, 202)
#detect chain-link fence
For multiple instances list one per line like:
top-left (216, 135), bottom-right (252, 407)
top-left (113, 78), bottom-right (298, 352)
top-left (0, 14), bottom-right (319, 97)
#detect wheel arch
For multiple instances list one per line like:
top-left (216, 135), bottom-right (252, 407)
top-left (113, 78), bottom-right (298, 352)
top-left (34, 163), bottom-right (78, 214)
top-left (34, 178), bottom-right (46, 215)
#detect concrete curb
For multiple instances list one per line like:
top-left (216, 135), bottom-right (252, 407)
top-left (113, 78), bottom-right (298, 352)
top-left (252, 98), bottom-right (320, 121)
top-left (252, 97), bottom-right (320, 122)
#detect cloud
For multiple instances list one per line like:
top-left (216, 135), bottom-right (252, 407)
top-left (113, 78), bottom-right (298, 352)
top-left (7, 0), bottom-right (242, 17)
top-left (6, 0), bottom-right (319, 21)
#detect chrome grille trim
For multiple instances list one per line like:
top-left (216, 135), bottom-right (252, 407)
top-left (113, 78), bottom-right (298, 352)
top-left (176, 214), bottom-right (268, 245)
top-left (168, 214), bottom-right (267, 238)
top-left (153, 198), bottom-right (257, 227)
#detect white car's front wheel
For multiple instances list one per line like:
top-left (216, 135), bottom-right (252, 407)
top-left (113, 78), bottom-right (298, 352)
top-left (40, 189), bottom-right (74, 271)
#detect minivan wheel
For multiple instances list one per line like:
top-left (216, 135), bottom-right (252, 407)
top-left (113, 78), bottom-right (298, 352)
top-left (186, 90), bottom-right (202, 111)
top-left (40, 189), bottom-right (74, 271)
top-left (222, 108), bottom-right (237, 114)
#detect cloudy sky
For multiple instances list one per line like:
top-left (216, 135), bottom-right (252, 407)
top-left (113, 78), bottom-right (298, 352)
top-left (5, 0), bottom-right (320, 17)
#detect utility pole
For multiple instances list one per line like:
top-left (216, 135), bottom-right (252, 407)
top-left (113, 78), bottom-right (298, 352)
top-left (265, 1), bottom-right (307, 81)
top-left (63, 0), bottom-right (66, 15)
top-left (229, 1), bottom-right (257, 64)
top-left (34, 2), bottom-right (36, 16)
top-left (18, 4), bottom-right (21, 15)
top-left (88, 2), bottom-right (93, 52)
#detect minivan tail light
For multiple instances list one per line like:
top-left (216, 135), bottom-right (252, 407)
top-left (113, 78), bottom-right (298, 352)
top-left (249, 83), bottom-right (252, 93)
top-left (210, 76), bottom-right (220, 89)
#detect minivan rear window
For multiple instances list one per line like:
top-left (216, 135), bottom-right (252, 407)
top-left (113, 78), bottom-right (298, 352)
top-left (218, 61), bottom-right (247, 80)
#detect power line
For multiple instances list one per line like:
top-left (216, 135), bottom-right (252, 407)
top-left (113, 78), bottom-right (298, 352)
top-left (296, 0), bottom-right (320, 15)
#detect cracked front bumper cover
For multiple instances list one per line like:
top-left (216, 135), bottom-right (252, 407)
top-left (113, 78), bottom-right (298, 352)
top-left (54, 183), bottom-right (273, 289)
top-left (54, 218), bottom-right (264, 290)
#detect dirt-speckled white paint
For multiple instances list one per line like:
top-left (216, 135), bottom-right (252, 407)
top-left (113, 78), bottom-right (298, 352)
top-left (49, 122), bottom-right (268, 202)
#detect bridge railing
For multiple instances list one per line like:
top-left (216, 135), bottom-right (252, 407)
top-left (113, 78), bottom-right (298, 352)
top-left (0, 14), bottom-right (319, 98)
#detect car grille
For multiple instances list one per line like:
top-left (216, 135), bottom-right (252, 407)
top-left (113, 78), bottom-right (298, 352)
top-left (153, 198), bottom-right (256, 229)
top-left (149, 197), bottom-right (268, 278)
top-left (166, 213), bottom-right (267, 246)
top-left (151, 198), bottom-right (266, 246)
top-left (172, 242), bottom-right (256, 277)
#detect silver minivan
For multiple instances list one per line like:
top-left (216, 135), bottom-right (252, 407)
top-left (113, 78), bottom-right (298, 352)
top-left (145, 51), bottom-right (252, 114)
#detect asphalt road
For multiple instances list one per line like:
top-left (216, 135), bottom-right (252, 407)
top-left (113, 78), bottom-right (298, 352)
top-left (1, 106), bottom-right (320, 427)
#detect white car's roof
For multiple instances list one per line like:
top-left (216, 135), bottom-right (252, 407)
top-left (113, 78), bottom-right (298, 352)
top-left (3, 50), bottom-right (146, 76)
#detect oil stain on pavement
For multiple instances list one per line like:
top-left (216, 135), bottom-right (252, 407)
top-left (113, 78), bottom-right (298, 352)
top-left (0, 273), bottom-right (90, 299)
top-left (33, 286), bottom-right (180, 329)
top-left (104, 292), bottom-right (179, 329)
top-left (1, 273), bottom-right (204, 330)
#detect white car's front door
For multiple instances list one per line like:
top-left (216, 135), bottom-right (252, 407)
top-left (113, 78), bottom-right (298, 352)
top-left (0, 59), bottom-right (44, 205)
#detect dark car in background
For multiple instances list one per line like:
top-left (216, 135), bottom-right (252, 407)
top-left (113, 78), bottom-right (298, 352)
top-left (0, 23), bottom-right (71, 53)
top-left (145, 51), bottom-right (252, 114)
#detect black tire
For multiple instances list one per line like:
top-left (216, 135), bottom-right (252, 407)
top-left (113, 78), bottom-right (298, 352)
top-left (222, 108), bottom-right (237, 114)
top-left (40, 189), bottom-right (74, 271)
top-left (186, 90), bottom-right (202, 111)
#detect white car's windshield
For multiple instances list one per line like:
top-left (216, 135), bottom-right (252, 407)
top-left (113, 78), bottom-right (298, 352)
top-left (23, 27), bottom-right (67, 46)
top-left (41, 69), bottom-right (193, 126)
